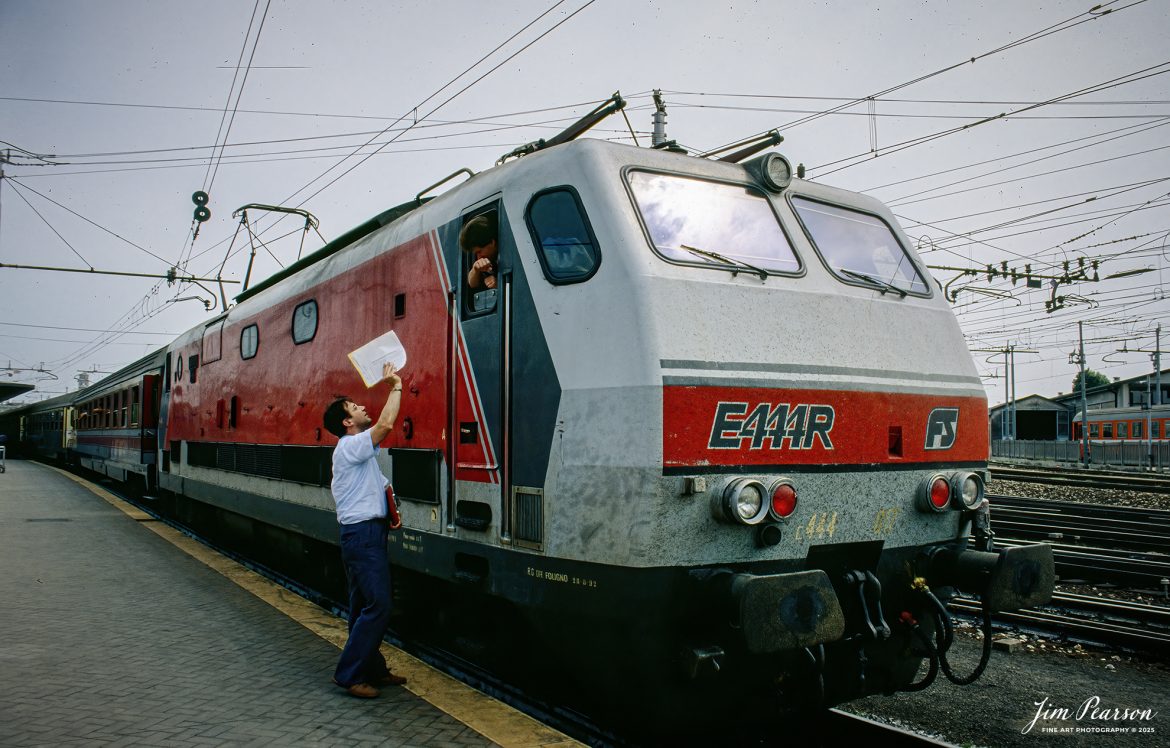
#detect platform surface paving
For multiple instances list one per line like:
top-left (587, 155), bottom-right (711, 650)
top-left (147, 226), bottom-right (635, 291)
top-left (0, 461), bottom-right (512, 747)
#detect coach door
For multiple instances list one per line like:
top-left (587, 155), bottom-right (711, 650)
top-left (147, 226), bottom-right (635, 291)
top-left (453, 201), bottom-right (514, 540)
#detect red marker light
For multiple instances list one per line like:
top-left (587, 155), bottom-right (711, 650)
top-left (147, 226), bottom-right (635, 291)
top-left (930, 477), bottom-right (951, 510)
top-left (771, 482), bottom-right (797, 519)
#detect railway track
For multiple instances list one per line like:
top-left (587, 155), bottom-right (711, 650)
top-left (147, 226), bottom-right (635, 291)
top-left (988, 494), bottom-right (1170, 586)
top-left (988, 493), bottom-right (1170, 553)
top-left (951, 590), bottom-right (1170, 653)
top-left (990, 464), bottom-right (1170, 493)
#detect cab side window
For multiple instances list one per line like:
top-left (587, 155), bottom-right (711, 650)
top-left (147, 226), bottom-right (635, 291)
top-left (461, 209), bottom-right (500, 316)
top-left (526, 187), bottom-right (599, 284)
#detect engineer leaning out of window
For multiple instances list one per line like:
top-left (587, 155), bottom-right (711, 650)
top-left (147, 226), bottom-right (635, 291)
top-left (461, 212), bottom-right (498, 290)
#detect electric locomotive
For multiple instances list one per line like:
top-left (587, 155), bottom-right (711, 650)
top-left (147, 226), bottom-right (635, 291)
top-left (40, 110), bottom-right (1056, 730)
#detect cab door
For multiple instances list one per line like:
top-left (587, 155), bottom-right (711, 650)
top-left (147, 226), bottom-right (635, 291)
top-left (452, 200), bottom-right (514, 539)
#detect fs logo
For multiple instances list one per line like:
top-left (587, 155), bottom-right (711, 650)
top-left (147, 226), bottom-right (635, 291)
top-left (924, 408), bottom-right (959, 450)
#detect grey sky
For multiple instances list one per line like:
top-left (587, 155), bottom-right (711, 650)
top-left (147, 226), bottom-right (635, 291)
top-left (1, 0), bottom-right (1167, 404)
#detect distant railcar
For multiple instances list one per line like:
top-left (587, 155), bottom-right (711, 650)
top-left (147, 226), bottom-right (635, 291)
top-left (8, 392), bottom-right (72, 462)
top-left (1072, 404), bottom-right (1170, 442)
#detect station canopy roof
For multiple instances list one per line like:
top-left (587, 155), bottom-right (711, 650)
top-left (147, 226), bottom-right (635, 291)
top-left (0, 382), bottom-right (35, 403)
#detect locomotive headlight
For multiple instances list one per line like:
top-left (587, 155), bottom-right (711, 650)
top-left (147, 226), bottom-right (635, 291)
top-left (916, 474), bottom-right (952, 513)
top-left (950, 471), bottom-right (985, 510)
top-left (713, 478), bottom-right (770, 525)
top-left (757, 153), bottom-right (794, 192)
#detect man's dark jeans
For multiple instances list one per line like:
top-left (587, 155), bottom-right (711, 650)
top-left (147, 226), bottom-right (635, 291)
top-left (334, 518), bottom-right (392, 686)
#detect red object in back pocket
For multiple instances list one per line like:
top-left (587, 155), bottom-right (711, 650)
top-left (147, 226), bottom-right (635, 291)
top-left (385, 486), bottom-right (402, 530)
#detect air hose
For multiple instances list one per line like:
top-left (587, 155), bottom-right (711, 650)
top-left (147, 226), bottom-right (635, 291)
top-left (902, 578), bottom-right (994, 687)
top-left (898, 612), bottom-right (940, 692)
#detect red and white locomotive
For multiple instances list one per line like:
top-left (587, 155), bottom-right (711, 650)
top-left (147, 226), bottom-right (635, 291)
top-left (14, 120), bottom-right (1054, 730)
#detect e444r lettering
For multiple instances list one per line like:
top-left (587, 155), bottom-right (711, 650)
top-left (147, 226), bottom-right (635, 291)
top-left (708, 402), bottom-right (835, 451)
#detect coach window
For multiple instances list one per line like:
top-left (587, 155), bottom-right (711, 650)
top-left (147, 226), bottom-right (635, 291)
top-left (1102, 422), bottom-right (1113, 438)
top-left (1133, 421), bottom-right (1143, 439)
top-left (627, 170), bottom-right (801, 276)
top-left (790, 196), bottom-right (930, 297)
top-left (1118, 421), bottom-right (1128, 439)
top-left (1089, 423), bottom-right (1099, 438)
top-left (188, 355), bottom-right (199, 384)
top-left (292, 300), bottom-right (318, 344)
top-left (1154, 420), bottom-right (1162, 438)
top-left (525, 187), bottom-right (600, 284)
top-left (241, 324), bottom-right (259, 360)
top-left (131, 386), bottom-right (140, 427)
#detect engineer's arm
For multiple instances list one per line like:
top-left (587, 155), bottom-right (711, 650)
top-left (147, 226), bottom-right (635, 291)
top-left (368, 362), bottom-right (402, 447)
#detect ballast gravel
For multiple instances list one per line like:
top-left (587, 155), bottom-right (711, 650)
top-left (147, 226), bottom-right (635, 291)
top-left (841, 635), bottom-right (1168, 747)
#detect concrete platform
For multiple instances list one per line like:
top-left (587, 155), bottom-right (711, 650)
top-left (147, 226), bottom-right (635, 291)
top-left (0, 460), bottom-right (577, 747)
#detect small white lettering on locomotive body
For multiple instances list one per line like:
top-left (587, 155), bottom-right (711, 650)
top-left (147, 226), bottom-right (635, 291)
top-left (708, 401), bottom-right (835, 451)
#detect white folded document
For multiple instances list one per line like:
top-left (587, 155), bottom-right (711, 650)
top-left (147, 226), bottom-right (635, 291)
top-left (347, 330), bottom-right (407, 388)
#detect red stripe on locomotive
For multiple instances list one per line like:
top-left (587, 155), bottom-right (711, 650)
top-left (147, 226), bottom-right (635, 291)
top-left (663, 385), bottom-right (988, 467)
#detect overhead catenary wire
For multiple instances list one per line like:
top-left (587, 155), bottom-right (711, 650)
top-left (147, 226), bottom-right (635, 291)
top-left (17, 116), bottom-right (643, 169)
top-left (276, 0), bottom-right (601, 212)
top-left (6, 180), bottom-right (92, 269)
top-left (7, 177), bottom-right (173, 265)
top-left (922, 195), bottom-right (1170, 248)
top-left (887, 142), bottom-right (1170, 209)
top-left (0, 322), bottom-right (177, 335)
top-left (899, 178), bottom-right (1170, 227)
top-left (811, 61), bottom-right (1170, 178)
top-left (925, 199), bottom-right (1170, 252)
top-left (201, 0), bottom-right (267, 195)
top-left (36, 100), bottom-right (631, 160)
top-left (670, 101), bottom-right (1170, 121)
top-left (178, 0), bottom-right (273, 274)
top-left (863, 117), bottom-right (1170, 193)
top-left (701, 0), bottom-right (1151, 155)
top-left (880, 118), bottom-right (1170, 205)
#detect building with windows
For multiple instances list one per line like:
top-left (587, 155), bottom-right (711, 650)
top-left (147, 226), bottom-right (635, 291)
top-left (990, 369), bottom-right (1170, 442)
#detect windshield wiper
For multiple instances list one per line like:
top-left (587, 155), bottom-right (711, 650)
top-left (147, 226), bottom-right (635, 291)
top-left (838, 268), bottom-right (908, 298)
top-left (680, 244), bottom-right (768, 280)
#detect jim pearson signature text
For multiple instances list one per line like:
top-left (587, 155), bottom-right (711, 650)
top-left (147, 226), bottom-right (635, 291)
top-left (1024, 696), bottom-right (1158, 735)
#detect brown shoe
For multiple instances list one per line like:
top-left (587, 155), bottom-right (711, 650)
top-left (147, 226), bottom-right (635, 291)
top-left (333, 678), bottom-right (380, 698)
top-left (371, 671), bottom-right (407, 686)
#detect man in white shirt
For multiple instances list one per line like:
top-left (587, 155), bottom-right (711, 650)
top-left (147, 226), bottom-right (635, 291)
top-left (322, 363), bottom-right (405, 698)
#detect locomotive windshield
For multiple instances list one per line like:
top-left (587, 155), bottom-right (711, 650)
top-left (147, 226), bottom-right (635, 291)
top-left (790, 196), bottom-right (929, 296)
top-left (627, 171), bottom-right (800, 275)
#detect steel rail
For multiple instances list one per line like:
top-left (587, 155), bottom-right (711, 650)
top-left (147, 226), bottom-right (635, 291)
top-left (991, 465), bottom-right (1170, 493)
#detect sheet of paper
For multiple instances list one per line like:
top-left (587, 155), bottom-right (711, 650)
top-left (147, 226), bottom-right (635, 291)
top-left (347, 330), bottom-right (407, 388)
